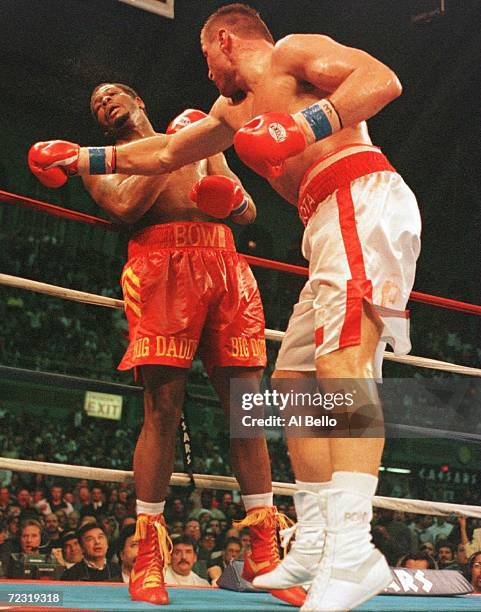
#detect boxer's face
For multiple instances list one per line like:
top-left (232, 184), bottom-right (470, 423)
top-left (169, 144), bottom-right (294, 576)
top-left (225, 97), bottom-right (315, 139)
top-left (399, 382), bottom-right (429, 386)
top-left (201, 35), bottom-right (238, 98)
top-left (91, 85), bottom-right (143, 134)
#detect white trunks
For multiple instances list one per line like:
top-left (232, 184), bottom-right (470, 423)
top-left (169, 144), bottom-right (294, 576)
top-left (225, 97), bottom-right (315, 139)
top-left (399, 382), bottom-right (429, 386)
top-left (276, 144), bottom-right (421, 377)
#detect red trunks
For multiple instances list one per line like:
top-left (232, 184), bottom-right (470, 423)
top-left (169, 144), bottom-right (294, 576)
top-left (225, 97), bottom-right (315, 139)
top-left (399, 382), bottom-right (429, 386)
top-left (118, 222), bottom-right (266, 374)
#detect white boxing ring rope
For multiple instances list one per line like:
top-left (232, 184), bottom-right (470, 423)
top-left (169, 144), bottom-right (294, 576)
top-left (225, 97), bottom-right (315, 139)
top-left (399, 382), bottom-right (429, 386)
top-left (1, 456), bottom-right (481, 519)
top-left (1, 271), bottom-right (481, 519)
top-left (1, 272), bottom-right (480, 377)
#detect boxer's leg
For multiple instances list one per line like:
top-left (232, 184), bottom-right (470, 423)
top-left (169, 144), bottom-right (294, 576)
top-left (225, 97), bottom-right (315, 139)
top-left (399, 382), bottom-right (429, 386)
top-left (129, 365), bottom-right (187, 606)
top-left (301, 303), bottom-right (391, 611)
top-left (254, 370), bottom-right (331, 590)
top-left (210, 366), bottom-right (271, 496)
top-left (210, 365), bottom-right (306, 607)
top-left (134, 365), bottom-right (187, 502)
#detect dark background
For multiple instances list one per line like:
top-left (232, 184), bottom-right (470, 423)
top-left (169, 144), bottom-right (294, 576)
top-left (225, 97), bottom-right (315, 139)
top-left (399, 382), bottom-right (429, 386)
top-left (0, 0), bottom-right (480, 356)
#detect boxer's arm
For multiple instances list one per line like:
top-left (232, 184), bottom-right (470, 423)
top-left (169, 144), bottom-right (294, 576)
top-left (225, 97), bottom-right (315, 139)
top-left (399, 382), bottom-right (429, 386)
top-left (206, 153), bottom-right (256, 225)
top-left (274, 34), bottom-right (402, 143)
top-left (103, 112), bottom-right (234, 175)
top-left (82, 173), bottom-right (168, 225)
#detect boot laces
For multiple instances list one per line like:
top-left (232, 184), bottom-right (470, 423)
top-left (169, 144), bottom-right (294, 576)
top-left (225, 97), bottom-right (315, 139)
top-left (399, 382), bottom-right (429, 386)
top-left (134, 515), bottom-right (172, 588)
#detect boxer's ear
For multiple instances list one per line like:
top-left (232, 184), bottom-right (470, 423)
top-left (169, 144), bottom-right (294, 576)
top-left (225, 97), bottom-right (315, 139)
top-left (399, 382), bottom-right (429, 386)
top-left (218, 29), bottom-right (233, 54)
top-left (135, 97), bottom-right (146, 111)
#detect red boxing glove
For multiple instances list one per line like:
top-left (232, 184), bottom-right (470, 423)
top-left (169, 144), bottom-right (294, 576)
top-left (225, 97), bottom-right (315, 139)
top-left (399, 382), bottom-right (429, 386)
top-left (234, 112), bottom-right (307, 179)
top-left (190, 175), bottom-right (248, 219)
top-left (28, 140), bottom-right (80, 188)
top-left (166, 109), bottom-right (207, 134)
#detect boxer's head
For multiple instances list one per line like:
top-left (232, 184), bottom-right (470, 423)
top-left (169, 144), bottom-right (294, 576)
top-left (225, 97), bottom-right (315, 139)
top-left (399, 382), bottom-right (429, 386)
top-left (90, 83), bottom-right (146, 137)
top-left (201, 4), bottom-right (273, 99)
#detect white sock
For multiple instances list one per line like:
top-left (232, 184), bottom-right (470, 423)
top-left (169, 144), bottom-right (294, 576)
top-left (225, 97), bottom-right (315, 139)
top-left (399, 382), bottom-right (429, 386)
top-left (296, 480), bottom-right (333, 494)
top-left (136, 499), bottom-right (165, 516)
top-left (332, 471), bottom-right (378, 497)
top-left (242, 492), bottom-right (273, 512)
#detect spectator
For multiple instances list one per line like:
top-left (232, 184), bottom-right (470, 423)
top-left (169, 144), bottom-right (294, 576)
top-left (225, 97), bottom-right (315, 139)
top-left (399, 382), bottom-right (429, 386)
top-left (422, 516), bottom-right (453, 544)
top-left (170, 521), bottom-right (185, 536)
top-left (66, 510), bottom-right (80, 532)
top-left (208, 537), bottom-right (242, 586)
top-left (468, 551), bottom-right (481, 594)
top-left (48, 485), bottom-right (74, 515)
top-left (60, 531), bottom-right (83, 568)
top-left (75, 486), bottom-right (91, 514)
top-left (459, 517), bottom-right (481, 557)
top-left (239, 528), bottom-right (251, 560)
top-left (112, 503), bottom-right (128, 525)
top-left (207, 519), bottom-right (222, 538)
top-left (6, 515), bottom-right (19, 540)
top-left (164, 536), bottom-right (209, 586)
top-left (120, 515), bottom-right (137, 531)
top-left (80, 487), bottom-right (105, 518)
top-left (44, 513), bottom-right (63, 548)
top-left (117, 524), bottom-right (138, 584)
top-left (54, 509), bottom-right (69, 531)
top-left (398, 552), bottom-right (437, 570)
top-left (0, 521), bottom-right (12, 577)
top-left (197, 529), bottom-right (217, 563)
top-left (16, 489), bottom-right (39, 520)
top-left (455, 543), bottom-right (469, 577)
top-left (437, 543), bottom-right (459, 570)
top-left (79, 515), bottom-right (97, 528)
top-left (184, 520), bottom-right (201, 547)
top-left (61, 523), bottom-right (120, 581)
top-left (165, 497), bottom-right (185, 524)
top-left (7, 520), bottom-right (54, 579)
top-left (0, 488), bottom-right (11, 513)
top-left (18, 520), bottom-right (46, 555)
top-left (420, 542), bottom-right (436, 558)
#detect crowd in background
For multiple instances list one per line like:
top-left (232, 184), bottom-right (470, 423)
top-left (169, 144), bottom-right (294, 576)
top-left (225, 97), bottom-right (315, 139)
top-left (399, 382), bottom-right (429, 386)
top-left (0, 480), bottom-right (481, 592)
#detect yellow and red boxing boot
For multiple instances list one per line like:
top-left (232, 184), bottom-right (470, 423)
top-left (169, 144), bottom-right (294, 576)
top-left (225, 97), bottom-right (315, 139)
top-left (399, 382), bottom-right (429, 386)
top-left (234, 506), bottom-right (307, 607)
top-left (129, 514), bottom-right (172, 605)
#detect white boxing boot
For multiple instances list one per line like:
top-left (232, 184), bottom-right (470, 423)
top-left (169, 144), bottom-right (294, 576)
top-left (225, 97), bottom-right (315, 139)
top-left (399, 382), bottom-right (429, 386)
top-left (301, 488), bottom-right (392, 611)
top-left (252, 490), bottom-right (326, 589)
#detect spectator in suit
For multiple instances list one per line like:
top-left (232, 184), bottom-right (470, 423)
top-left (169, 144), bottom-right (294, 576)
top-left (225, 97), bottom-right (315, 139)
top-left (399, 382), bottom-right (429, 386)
top-left (60, 531), bottom-right (83, 568)
top-left (61, 523), bottom-right (120, 582)
top-left (79, 487), bottom-right (106, 518)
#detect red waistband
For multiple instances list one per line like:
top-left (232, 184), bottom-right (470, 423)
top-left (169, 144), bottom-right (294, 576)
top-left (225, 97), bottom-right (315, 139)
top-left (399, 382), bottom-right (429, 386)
top-left (128, 222), bottom-right (236, 257)
top-left (297, 146), bottom-right (396, 225)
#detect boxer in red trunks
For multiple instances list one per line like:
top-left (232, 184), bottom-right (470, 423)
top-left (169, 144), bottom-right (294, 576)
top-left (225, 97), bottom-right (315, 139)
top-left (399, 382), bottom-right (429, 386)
top-left (29, 83), bottom-right (305, 607)
top-left (29, 5), bottom-right (421, 609)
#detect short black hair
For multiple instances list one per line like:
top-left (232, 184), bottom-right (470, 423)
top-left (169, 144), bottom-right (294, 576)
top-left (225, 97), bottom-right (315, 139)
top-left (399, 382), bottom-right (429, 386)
top-left (172, 535), bottom-right (196, 549)
top-left (437, 542), bottom-right (455, 555)
top-left (398, 552), bottom-right (437, 570)
top-left (76, 522), bottom-right (106, 544)
top-left (90, 82), bottom-right (139, 116)
top-left (61, 530), bottom-right (78, 548)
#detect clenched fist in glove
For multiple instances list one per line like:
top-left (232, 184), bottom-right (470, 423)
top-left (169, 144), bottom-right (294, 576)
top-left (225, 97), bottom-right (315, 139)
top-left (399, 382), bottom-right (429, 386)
top-left (190, 175), bottom-right (248, 219)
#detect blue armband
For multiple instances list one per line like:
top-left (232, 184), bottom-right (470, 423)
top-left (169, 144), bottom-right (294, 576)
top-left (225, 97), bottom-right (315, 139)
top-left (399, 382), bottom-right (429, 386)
top-left (87, 146), bottom-right (116, 175)
top-left (300, 99), bottom-right (342, 142)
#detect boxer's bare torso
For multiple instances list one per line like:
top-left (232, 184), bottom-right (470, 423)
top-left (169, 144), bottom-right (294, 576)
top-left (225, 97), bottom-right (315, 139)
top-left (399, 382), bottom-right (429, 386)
top-left (84, 152), bottom-right (216, 231)
top-left (209, 35), bottom-right (373, 204)
top-left (111, 34), bottom-right (397, 207)
top-left (83, 83), bottom-right (253, 229)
